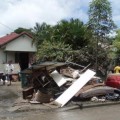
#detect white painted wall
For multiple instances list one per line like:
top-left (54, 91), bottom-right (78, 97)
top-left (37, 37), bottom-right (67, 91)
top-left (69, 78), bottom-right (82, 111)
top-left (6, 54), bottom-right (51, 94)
top-left (0, 49), bottom-right (15, 63)
top-left (5, 35), bottom-right (37, 52)
top-left (6, 51), bottom-right (15, 63)
top-left (0, 49), bottom-right (6, 63)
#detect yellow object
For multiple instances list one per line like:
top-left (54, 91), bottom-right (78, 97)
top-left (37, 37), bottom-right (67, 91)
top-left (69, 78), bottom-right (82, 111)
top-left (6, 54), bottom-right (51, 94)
top-left (114, 66), bottom-right (120, 73)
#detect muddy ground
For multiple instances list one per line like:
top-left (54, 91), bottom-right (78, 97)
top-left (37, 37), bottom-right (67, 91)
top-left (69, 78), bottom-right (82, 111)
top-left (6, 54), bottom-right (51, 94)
top-left (0, 81), bottom-right (78, 120)
top-left (0, 82), bottom-right (55, 119)
top-left (1, 81), bottom-right (120, 120)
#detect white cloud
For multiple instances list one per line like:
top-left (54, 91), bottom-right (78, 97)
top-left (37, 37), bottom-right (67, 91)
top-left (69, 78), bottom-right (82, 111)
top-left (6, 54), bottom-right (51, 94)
top-left (0, 0), bottom-right (120, 37)
top-left (109, 0), bottom-right (120, 27)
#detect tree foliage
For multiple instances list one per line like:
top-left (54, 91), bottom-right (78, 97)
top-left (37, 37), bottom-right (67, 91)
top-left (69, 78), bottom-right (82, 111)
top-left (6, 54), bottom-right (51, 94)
top-left (88, 0), bottom-right (116, 40)
top-left (87, 0), bottom-right (116, 73)
top-left (53, 19), bottom-right (90, 50)
top-left (14, 27), bottom-right (33, 34)
top-left (36, 40), bottom-right (72, 62)
top-left (113, 30), bottom-right (120, 54)
top-left (33, 19), bottom-right (91, 62)
top-left (33, 22), bottom-right (53, 49)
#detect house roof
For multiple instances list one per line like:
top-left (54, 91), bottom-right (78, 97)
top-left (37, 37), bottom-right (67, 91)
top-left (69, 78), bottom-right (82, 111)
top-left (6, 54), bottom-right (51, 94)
top-left (0, 32), bottom-right (33, 46)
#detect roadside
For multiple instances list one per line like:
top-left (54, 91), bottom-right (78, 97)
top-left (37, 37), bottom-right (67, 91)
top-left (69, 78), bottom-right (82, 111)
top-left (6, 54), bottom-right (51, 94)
top-left (1, 81), bottom-right (120, 113)
top-left (1, 81), bottom-right (120, 120)
top-left (0, 81), bottom-right (52, 112)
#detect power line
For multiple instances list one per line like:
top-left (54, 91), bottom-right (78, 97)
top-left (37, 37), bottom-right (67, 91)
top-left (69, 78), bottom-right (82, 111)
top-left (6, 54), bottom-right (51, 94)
top-left (0, 22), bottom-right (14, 31)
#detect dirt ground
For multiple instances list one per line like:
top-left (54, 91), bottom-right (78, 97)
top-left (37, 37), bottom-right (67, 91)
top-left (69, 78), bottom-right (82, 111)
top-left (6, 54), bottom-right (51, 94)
top-left (0, 81), bottom-right (78, 120)
top-left (1, 81), bottom-right (120, 120)
top-left (0, 81), bottom-right (56, 120)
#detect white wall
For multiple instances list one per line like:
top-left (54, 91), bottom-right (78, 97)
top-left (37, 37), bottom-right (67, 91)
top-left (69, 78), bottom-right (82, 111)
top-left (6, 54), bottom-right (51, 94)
top-left (0, 49), bottom-right (15, 63)
top-left (6, 51), bottom-right (15, 63)
top-left (5, 35), bottom-right (37, 52)
top-left (0, 49), bottom-right (6, 63)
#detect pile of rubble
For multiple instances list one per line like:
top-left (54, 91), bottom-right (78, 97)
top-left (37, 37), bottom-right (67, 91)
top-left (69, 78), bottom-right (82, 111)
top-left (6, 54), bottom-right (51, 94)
top-left (20, 61), bottom-right (120, 108)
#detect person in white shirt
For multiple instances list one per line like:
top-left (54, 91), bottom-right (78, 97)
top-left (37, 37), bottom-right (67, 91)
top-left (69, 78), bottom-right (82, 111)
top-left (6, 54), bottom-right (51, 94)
top-left (5, 60), bottom-right (14, 86)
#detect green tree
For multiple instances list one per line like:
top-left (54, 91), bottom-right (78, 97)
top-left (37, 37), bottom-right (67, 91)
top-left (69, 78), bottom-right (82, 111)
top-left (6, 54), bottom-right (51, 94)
top-left (36, 40), bottom-right (72, 62)
top-left (33, 22), bottom-right (53, 49)
top-left (88, 0), bottom-right (116, 39)
top-left (87, 0), bottom-right (116, 72)
top-left (53, 19), bottom-right (89, 50)
top-left (33, 22), bottom-right (73, 62)
top-left (113, 30), bottom-right (120, 52)
top-left (112, 30), bottom-right (120, 61)
top-left (33, 20), bottom-right (92, 62)
top-left (14, 27), bottom-right (33, 34)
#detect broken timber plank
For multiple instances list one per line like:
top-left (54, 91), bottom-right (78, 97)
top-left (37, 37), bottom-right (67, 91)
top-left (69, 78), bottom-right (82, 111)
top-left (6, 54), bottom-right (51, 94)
top-left (55, 69), bottom-right (95, 107)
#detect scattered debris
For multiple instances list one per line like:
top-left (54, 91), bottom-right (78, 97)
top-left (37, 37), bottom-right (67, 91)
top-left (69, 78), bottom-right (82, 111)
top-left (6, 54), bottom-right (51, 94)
top-left (91, 96), bottom-right (106, 102)
top-left (19, 61), bottom-right (120, 108)
top-left (54, 69), bottom-right (95, 107)
top-left (50, 70), bottom-right (73, 87)
top-left (78, 86), bottom-right (118, 99)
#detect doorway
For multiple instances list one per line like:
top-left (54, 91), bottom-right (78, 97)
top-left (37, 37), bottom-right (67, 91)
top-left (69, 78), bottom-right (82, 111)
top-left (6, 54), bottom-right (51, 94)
top-left (15, 52), bottom-right (29, 70)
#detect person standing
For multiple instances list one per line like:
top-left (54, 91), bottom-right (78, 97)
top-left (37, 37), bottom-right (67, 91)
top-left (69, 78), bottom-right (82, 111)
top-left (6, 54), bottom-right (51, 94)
top-left (5, 60), bottom-right (14, 86)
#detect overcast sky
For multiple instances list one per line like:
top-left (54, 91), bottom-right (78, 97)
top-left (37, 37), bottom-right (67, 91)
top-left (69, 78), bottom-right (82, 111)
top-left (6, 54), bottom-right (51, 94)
top-left (0, 0), bottom-right (120, 37)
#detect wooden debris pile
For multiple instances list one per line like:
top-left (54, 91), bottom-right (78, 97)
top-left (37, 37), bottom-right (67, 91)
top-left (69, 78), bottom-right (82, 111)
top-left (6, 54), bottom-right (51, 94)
top-left (20, 62), bottom-right (120, 107)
